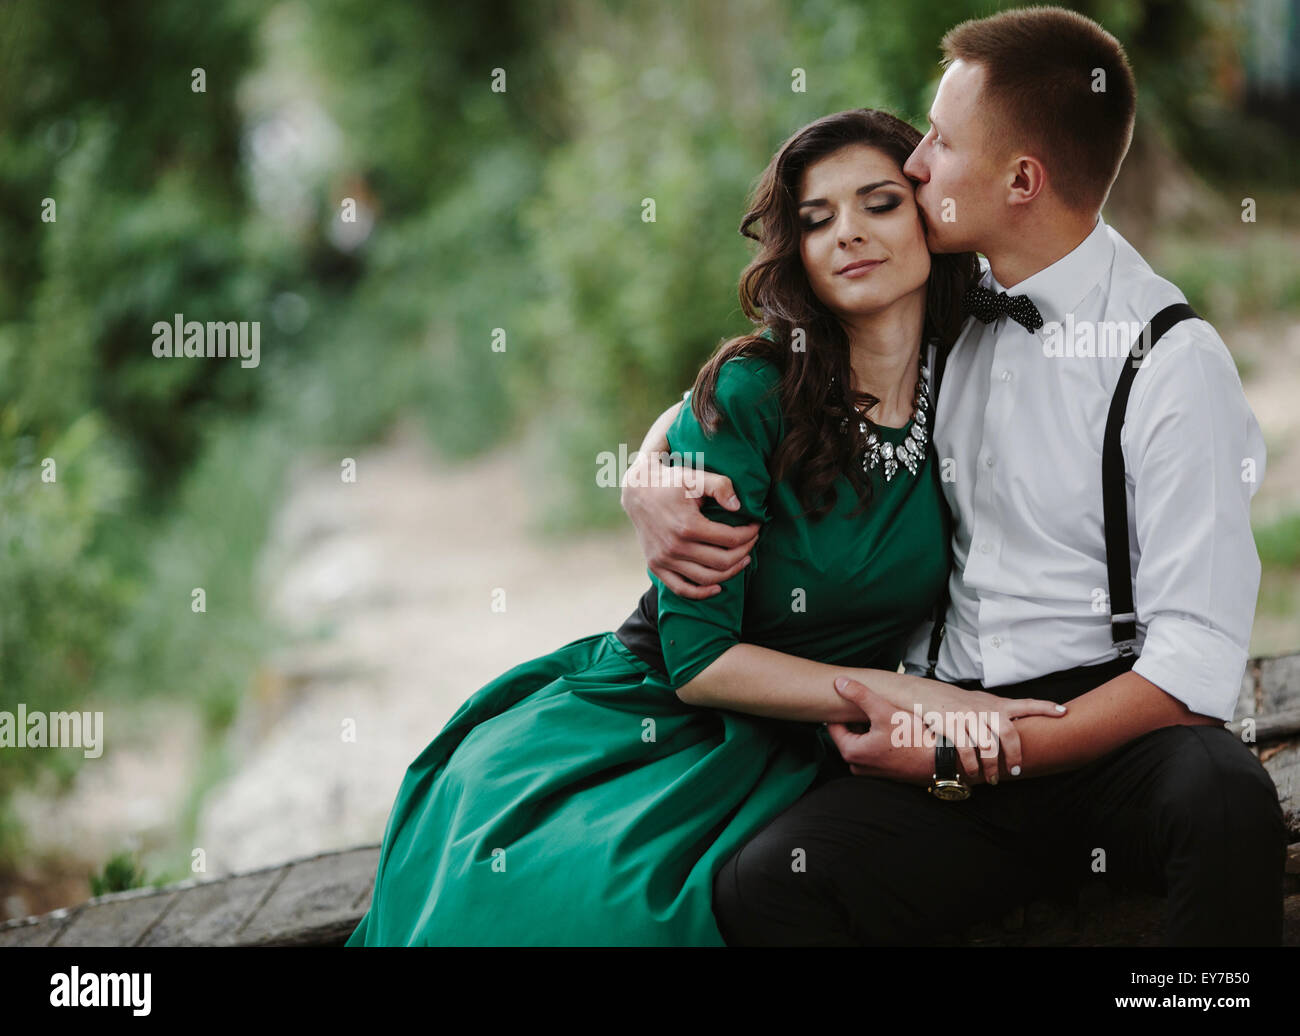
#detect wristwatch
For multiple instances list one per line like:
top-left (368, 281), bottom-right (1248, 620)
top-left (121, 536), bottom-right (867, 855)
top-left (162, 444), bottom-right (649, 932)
top-left (928, 734), bottom-right (971, 801)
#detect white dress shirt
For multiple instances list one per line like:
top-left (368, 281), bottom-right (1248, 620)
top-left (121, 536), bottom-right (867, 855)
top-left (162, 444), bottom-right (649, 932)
top-left (902, 216), bottom-right (1265, 721)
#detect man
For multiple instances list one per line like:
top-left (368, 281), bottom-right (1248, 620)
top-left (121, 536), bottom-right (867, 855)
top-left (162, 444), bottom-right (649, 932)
top-left (619, 7), bottom-right (1286, 945)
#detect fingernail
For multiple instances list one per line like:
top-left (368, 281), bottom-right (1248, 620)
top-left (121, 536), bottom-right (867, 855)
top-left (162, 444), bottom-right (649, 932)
top-left (1010, 765), bottom-right (1021, 776)
top-left (834, 677), bottom-right (848, 691)
top-left (727, 496), bottom-right (740, 509)
top-left (741, 556), bottom-right (751, 567)
top-left (989, 774), bottom-right (998, 785)
top-left (1055, 704), bottom-right (1066, 712)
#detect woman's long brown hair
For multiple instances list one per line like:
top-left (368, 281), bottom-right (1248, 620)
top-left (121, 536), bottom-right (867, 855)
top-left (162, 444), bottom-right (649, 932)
top-left (688, 109), bottom-right (979, 519)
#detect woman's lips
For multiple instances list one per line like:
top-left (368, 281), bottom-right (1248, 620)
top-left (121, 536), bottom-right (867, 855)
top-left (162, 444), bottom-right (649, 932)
top-left (837, 259), bottom-right (884, 278)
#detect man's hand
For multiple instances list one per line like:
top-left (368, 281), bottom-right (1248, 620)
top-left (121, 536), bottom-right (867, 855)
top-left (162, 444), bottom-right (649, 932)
top-left (620, 448), bottom-right (760, 600)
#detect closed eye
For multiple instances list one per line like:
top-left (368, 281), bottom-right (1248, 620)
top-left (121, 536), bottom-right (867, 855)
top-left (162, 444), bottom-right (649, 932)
top-left (802, 198), bottom-right (901, 230)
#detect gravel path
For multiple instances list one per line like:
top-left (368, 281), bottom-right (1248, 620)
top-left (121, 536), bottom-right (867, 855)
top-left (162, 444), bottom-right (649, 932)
top-left (190, 421), bottom-right (649, 874)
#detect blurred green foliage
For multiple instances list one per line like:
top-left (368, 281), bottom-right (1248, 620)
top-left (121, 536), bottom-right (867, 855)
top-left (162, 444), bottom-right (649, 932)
top-left (0, 0), bottom-right (1297, 877)
top-left (0, 0), bottom-right (273, 862)
top-left (1257, 511), bottom-right (1300, 569)
top-left (88, 850), bottom-right (150, 897)
top-left (1151, 221), bottom-right (1300, 325)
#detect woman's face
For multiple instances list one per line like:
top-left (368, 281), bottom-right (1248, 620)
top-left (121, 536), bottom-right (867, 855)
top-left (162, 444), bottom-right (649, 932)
top-left (796, 144), bottom-right (931, 326)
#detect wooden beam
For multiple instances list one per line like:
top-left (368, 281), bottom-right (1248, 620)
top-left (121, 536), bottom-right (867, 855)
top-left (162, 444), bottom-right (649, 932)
top-left (1226, 707), bottom-right (1300, 743)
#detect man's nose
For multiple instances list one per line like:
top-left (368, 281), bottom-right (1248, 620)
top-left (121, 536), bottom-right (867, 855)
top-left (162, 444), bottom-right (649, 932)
top-left (903, 147), bottom-right (927, 181)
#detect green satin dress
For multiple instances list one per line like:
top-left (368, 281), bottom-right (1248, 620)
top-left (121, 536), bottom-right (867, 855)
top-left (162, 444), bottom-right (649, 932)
top-left (346, 354), bottom-right (949, 946)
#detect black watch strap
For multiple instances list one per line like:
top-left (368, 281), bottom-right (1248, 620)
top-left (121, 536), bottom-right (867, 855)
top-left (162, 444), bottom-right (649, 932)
top-left (935, 734), bottom-right (958, 780)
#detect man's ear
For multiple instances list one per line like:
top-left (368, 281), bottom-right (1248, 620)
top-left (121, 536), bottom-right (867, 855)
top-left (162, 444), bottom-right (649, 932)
top-left (1006, 155), bottom-right (1048, 206)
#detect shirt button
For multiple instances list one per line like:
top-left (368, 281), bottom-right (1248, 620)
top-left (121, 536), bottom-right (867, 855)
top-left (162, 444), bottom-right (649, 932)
top-left (984, 455), bottom-right (996, 468)
top-left (1000, 369), bottom-right (1012, 382)
top-left (990, 636), bottom-right (1002, 648)
top-left (980, 542), bottom-right (992, 554)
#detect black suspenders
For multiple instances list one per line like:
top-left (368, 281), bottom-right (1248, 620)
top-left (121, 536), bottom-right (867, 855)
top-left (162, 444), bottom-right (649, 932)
top-left (924, 302), bottom-right (1199, 678)
top-left (1102, 302), bottom-right (1198, 655)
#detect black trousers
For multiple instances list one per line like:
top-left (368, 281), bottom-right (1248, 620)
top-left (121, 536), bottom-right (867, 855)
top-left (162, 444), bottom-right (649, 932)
top-left (712, 658), bottom-right (1289, 946)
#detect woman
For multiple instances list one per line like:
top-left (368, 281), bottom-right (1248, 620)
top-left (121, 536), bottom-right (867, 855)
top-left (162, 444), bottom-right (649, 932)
top-left (346, 109), bottom-right (1066, 947)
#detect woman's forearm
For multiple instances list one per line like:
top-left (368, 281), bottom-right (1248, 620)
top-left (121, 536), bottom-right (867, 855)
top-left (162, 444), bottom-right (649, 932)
top-left (675, 642), bottom-right (926, 723)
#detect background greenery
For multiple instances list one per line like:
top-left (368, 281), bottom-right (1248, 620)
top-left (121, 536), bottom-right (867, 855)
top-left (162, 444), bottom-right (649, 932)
top-left (1, 0), bottom-right (1297, 882)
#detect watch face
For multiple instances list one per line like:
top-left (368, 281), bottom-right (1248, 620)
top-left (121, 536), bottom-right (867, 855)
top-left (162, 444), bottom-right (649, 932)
top-left (931, 781), bottom-right (970, 801)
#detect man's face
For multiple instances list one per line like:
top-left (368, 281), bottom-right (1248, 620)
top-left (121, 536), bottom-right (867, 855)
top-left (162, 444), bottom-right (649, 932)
top-left (903, 59), bottom-right (1007, 255)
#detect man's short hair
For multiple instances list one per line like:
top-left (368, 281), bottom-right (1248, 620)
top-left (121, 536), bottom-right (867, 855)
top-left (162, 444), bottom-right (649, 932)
top-left (941, 5), bottom-right (1137, 213)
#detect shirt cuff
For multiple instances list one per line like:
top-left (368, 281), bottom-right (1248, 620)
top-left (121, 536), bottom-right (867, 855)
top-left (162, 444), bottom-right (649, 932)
top-left (1131, 616), bottom-right (1249, 722)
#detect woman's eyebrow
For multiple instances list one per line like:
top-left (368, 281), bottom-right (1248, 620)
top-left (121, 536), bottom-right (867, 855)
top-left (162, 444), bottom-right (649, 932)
top-left (797, 180), bottom-right (906, 208)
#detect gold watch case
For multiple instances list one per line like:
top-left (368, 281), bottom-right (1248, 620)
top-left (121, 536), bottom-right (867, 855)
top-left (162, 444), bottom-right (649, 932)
top-left (928, 776), bottom-right (971, 801)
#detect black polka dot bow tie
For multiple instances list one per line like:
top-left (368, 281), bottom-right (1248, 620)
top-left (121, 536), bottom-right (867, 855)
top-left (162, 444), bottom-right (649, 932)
top-left (963, 285), bottom-right (1044, 332)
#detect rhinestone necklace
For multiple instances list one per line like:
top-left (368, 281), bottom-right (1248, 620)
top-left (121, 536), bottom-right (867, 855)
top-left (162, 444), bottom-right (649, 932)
top-left (837, 358), bottom-right (930, 482)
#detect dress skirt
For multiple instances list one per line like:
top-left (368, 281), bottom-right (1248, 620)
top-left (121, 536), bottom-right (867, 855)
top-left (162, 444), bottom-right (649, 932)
top-left (345, 630), bottom-right (835, 946)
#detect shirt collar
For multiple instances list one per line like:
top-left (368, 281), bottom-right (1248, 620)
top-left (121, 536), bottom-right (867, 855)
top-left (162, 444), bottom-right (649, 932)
top-left (983, 214), bottom-right (1114, 332)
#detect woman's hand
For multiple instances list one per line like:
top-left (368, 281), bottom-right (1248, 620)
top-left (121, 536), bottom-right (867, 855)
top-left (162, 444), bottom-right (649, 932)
top-left (846, 672), bottom-right (1068, 785)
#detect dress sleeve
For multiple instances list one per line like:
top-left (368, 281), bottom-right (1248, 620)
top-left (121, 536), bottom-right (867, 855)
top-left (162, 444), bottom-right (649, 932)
top-left (652, 357), bottom-right (783, 688)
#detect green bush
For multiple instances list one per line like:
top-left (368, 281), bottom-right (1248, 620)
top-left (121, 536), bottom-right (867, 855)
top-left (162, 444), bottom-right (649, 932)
top-left (89, 850), bottom-right (150, 898)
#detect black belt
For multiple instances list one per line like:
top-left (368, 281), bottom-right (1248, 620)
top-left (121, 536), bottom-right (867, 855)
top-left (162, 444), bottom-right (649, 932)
top-left (953, 654), bottom-right (1137, 705)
